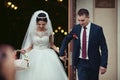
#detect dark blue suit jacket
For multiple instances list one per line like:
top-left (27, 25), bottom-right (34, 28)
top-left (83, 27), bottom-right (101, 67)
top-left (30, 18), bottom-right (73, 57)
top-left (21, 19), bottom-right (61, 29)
top-left (59, 23), bottom-right (108, 69)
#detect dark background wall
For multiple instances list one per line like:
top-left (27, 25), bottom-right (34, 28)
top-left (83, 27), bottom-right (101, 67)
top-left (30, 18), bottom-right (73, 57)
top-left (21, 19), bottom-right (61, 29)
top-left (0, 0), bottom-right (68, 49)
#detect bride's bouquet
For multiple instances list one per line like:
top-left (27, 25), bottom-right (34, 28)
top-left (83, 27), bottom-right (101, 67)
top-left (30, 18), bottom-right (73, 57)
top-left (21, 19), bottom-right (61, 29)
top-left (14, 50), bottom-right (29, 70)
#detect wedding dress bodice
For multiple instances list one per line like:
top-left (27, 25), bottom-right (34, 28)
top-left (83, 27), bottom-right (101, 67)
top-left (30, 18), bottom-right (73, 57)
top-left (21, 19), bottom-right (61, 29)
top-left (32, 32), bottom-right (50, 49)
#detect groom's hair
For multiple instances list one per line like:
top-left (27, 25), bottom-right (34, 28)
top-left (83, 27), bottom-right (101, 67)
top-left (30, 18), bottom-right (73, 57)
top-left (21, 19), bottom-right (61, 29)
top-left (78, 8), bottom-right (89, 16)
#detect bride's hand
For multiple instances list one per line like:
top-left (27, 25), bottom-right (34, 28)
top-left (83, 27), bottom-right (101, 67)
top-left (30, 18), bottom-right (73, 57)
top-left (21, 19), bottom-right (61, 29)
top-left (16, 49), bottom-right (26, 54)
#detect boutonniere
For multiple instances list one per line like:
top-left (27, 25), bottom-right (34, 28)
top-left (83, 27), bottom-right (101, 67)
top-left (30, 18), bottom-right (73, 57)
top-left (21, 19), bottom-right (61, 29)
top-left (73, 33), bottom-right (78, 39)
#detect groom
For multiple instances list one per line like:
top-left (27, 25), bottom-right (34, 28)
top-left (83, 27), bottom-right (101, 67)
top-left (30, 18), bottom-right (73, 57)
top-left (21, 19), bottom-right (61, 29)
top-left (59, 8), bottom-right (108, 80)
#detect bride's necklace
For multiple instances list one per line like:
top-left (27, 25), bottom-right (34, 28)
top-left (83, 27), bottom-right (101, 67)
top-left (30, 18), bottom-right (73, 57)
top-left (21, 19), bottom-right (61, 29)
top-left (36, 31), bottom-right (48, 38)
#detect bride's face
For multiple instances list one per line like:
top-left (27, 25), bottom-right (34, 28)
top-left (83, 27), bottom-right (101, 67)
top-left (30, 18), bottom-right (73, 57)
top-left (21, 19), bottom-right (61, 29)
top-left (36, 21), bottom-right (47, 31)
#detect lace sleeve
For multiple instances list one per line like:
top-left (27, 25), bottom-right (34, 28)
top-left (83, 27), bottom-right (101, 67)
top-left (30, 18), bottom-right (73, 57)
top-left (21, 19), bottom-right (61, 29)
top-left (49, 34), bottom-right (54, 44)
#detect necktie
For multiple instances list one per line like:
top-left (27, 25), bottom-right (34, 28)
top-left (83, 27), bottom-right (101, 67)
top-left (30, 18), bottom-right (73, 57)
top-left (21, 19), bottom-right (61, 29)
top-left (82, 27), bottom-right (86, 59)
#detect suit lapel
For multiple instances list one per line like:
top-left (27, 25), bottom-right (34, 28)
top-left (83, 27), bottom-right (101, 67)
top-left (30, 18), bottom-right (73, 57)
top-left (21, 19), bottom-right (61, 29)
top-left (88, 23), bottom-right (94, 48)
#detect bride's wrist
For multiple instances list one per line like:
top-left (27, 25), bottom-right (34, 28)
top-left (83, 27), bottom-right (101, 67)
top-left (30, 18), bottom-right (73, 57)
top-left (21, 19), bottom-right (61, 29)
top-left (23, 49), bottom-right (27, 53)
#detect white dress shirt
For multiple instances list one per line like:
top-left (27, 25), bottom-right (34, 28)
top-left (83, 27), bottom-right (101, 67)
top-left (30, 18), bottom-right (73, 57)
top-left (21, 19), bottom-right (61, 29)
top-left (79, 22), bottom-right (91, 59)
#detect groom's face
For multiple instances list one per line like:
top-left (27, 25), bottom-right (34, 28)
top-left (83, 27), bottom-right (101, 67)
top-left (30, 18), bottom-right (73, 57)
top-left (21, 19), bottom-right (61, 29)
top-left (78, 14), bottom-right (89, 27)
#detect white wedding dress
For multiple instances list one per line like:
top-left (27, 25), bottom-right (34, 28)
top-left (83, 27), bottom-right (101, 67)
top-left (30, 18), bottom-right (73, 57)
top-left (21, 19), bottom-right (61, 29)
top-left (16, 32), bottom-right (68, 80)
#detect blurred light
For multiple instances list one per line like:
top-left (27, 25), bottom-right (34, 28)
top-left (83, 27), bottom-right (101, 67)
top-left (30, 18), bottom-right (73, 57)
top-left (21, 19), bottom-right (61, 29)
top-left (58, 26), bottom-right (61, 30)
top-left (61, 29), bottom-right (64, 33)
top-left (14, 6), bottom-right (18, 10)
top-left (60, 0), bottom-right (63, 2)
top-left (11, 4), bottom-right (15, 8)
top-left (7, 2), bottom-right (12, 6)
top-left (57, 0), bottom-right (63, 2)
top-left (64, 32), bottom-right (67, 35)
top-left (56, 47), bottom-right (59, 50)
top-left (52, 32), bottom-right (55, 35)
top-left (45, 0), bottom-right (48, 1)
top-left (55, 30), bottom-right (58, 33)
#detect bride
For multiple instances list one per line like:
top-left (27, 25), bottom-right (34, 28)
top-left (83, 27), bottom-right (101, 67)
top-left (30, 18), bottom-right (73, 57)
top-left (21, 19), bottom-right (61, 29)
top-left (15, 10), bottom-right (68, 80)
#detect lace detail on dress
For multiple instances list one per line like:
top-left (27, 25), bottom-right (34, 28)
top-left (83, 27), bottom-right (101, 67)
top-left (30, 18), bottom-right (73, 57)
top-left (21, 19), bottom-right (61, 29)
top-left (32, 31), bottom-right (50, 49)
top-left (35, 31), bottom-right (48, 38)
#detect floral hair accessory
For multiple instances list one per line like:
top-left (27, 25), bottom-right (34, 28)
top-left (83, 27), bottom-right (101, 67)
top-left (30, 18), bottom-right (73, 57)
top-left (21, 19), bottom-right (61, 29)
top-left (73, 33), bottom-right (78, 39)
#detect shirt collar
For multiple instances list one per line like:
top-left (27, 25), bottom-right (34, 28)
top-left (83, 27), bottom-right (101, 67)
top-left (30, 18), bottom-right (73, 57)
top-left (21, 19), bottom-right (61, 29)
top-left (82, 22), bottom-right (91, 29)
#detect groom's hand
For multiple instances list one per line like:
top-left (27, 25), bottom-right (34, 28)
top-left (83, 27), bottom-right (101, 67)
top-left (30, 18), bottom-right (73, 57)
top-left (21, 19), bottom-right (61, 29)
top-left (99, 66), bottom-right (107, 74)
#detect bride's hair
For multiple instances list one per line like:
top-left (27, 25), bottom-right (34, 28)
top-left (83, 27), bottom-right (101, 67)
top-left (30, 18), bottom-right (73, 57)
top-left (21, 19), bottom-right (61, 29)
top-left (36, 13), bottom-right (47, 22)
